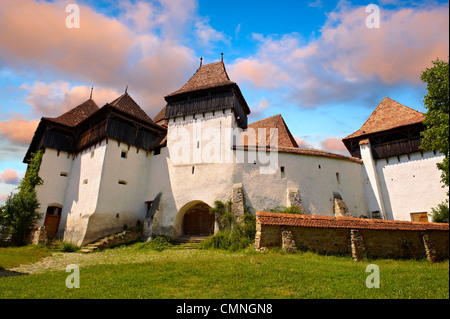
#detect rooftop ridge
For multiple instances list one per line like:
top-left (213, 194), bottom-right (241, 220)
top-left (256, 211), bottom-right (449, 231)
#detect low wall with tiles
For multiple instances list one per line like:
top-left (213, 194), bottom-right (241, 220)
top-left (255, 212), bottom-right (449, 262)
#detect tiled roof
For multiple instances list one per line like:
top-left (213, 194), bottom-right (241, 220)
top-left (44, 99), bottom-right (99, 127)
top-left (242, 114), bottom-right (299, 148)
top-left (166, 61), bottom-right (235, 97)
top-left (109, 93), bottom-right (154, 124)
top-left (256, 211), bottom-right (449, 231)
top-left (234, 145), bottom-right (362, 164)
top-left (153, 106), bottom-right (167, 126)
top-left (343, 97), bottom-right (425, 140)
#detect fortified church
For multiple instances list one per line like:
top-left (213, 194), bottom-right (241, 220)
top-left (25, 59), bottom-right (448, 246)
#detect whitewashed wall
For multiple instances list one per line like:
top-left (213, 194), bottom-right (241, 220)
top-left (35, 148), bottom-right (73, 230)
top-left (375, 151), bottom-right (448, 221)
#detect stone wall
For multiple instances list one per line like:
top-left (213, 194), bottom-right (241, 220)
top-left (256, 211), bottom-right (449, 261)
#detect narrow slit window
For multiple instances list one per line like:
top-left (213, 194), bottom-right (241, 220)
top-left (90, 150), bottom-right (95, 158)
top-left (281, 166), bottom-right (285, 179)
top-left (118, 180), bottom-right (127, 185)
top-left (336, 172), bottom-right (340, 184)
top-left (192, 166), bottom-right (195, 174)
top-left (60, 172), bottom-right (68, 177)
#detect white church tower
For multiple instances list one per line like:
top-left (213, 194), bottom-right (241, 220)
top-left (342, 97), bottom-right (448, 221)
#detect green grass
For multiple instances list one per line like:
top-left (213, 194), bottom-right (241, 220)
top-left (0, 243), bottom-right (448, 299)
top-left (0, 245), bottom-right (52, 270)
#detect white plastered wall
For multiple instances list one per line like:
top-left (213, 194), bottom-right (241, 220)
top-left (375, 151), bottom-right (448, 221)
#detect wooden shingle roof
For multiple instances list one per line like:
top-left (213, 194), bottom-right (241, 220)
top-left (343, 97), bottom-right (425, 141)
top-left (256, 211), bottom-right (449, 231)
top-left (243, 114), bottom-right (299, 148)
top-left (165, 61), bottom-right (235, 97)
top-left (44, 99), bottom-right (99, 127)
top-left (108, 93), bottom-right (154, 124)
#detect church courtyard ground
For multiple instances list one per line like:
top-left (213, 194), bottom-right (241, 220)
top-left (0, 243), bottom-right (448, 299)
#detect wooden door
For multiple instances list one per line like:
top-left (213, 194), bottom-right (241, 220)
top-left (183, 203), bottom-right (214, 236)
top-left (410, 212), bottom-right (429, 223)
top-left (44, 206), bottom-right (62, 238)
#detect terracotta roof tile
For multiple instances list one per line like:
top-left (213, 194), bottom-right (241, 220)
top-left (242, 114), bottom-right (299, 148)
top-left (44, 99), bottom-right (99, 127)
top-left (256, 211), bottom-right (449, 231)
top-left (166, 61), bottom-right (235, 97)
top-left (343, 97), bottom-right (425, 140)
top-left (234, 145), bottom-right (362, 164)
top-left (109, 93), bottom-right (154, 124)
top-left (153, 106), bottom-right (167, 126)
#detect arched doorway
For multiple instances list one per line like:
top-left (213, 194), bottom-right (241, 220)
top-left (44, 204), bottom-right (62, 239)
top-left (182, 202), bottom-right (215, 236)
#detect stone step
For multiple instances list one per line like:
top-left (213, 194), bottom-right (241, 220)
top-left (175, 235), bottom-right (210, 244)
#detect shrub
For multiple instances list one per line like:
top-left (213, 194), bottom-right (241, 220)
top-left (0, 150), bottom-right (44, 245)
top-left (265, 205), bottom-right (302, 214)
top-left (59, 241), bottom-right (80, 252)
top-left (200, 201), bottom-right (256, 252)
top-left (135, 236), bottom-right (174, 252)
top-left (430, 202), bottom-right (449, 223)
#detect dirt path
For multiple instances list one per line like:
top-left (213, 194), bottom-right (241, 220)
top-left (9, 246), bottom-right (218, 275)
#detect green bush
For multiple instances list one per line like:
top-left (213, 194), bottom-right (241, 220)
top-left (59, 241), bottom-right (80, 252)
top-left (200, 201), bottom-right (256, 252)
top-left (430, 202), bottom-right (449, 223)
top-left (0, 150), bottom-right (43, 245)
top-left (265, 205), bottom-right (302, 214)
top-left (135, 236), bottom-right (174, 252)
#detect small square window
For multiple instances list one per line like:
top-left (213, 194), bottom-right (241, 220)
top-left (121, 150), bottom-right (127, 158)
top-left (83, 179), bottom-right (88, 184)
top-left (90, 150), bottom-right (95, 158)
top-left (154, 147), bottom-right (161, 156)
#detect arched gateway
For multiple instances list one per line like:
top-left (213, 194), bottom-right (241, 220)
top-left (178, 201), bottom-right (215, 236)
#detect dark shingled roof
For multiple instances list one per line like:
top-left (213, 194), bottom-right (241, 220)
top-left (153, 106), bottom-right (167, 126)
top-left (109, 92), bottom-right (154, 124)
top-left (166, 61), bottom-right (235, 97)
top-left (256, 211), bottom-right (449, 231)
top-left (343, 97), bottom-right (425, 140)
top-left (44, 99), bottom-right (99, 127)
top-left (242, 114), bottom-right (299, 148)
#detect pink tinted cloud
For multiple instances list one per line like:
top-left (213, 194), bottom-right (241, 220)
top-left (320, 137), bottom-right (350, 155)
top-left (228, 3), bottom-right (449, 107)
top-left (0, 0), bottom-right (197, 114)
top-left (294, 137), bottom-right (314, 149)
top-left (0, 118), bottom-right (40, 145)
top-left (0, 169), bottom-right (20, 185)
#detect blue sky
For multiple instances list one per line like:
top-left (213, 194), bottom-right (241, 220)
top-left (0, 0), bottom-right (448, 203)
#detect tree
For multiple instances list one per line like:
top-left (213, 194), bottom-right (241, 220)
top-left (0, 150), bottom-right (43, 244)
top-left (429, 202), bottom-right (449, 224)
top-left (420, 58), bottom-right (449, 193)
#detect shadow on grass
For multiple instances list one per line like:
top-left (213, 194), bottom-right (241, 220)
top-left (0, 267), bottom-right (29, 278)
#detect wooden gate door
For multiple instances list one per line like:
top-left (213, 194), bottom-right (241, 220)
top-left (44, 206), bottom-right (62, 238)
top-left (183, 203), bottom-right (214, 236)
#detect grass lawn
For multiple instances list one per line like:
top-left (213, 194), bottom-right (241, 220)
top-left (0, 243), bottom-right (448, 299)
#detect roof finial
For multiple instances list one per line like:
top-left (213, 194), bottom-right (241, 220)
top-left (89, 86), bottom-right (93, 99)
top-left (200, 57), bottom-right (203, 67)
top-left (221, 52), bottom-right (223, 62)
top-left (125, 85), bottom-right (128, 94)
